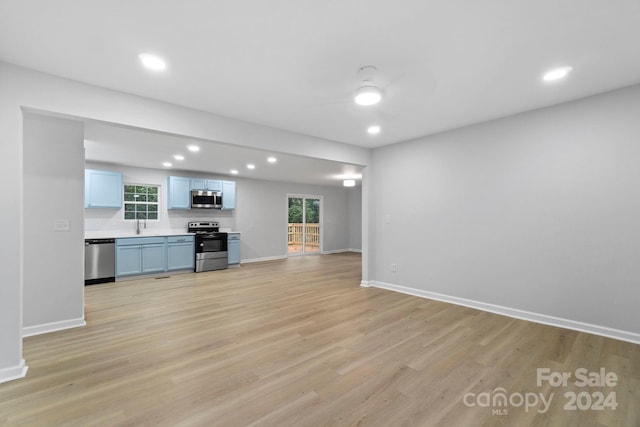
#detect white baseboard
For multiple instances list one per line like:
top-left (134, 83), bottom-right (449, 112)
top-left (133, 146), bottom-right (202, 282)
top-left (360, 280), bottom-right (372, 287)
top-left (322, 248), bottom-right (362, 254)
top-left (368, 281), bottom-right (640, 345)
top-left (22, 317), bottom-right (86, 337)
top-left (322, 249), bottom-right (347, 254)
top-left (242, 255), bottom-right (288, 264)
top-left (322, 248), bottom-right (348, 254)
top-left (0, 359), bottom-right (28, 384)
top-left (244, 251), bottom-right (360, 262)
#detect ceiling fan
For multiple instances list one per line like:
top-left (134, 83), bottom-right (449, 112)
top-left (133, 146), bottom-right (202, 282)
top-left (304, 63), bottom-right (437, 125)
top-left (304, 65), bottom-right (398, 119)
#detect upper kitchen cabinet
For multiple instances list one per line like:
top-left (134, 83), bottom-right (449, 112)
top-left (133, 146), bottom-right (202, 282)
top-left (168, 175), bottom-right (235, 210)
top-left (167, 176), bottom-right (191, 209)
top-left (222, 180), bottom-right (236, 210)
top-left (191, 179), bottom-right (222, 192)
top-left (85, 169), bottom-right (123, 208)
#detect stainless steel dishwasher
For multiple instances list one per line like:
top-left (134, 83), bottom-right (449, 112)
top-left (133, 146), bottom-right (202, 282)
top-left (84, 238), bottom-right (116, 285)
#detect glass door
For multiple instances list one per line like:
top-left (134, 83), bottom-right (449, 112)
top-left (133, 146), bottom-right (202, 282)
top-left (288, 196), bottom-right (321, 255)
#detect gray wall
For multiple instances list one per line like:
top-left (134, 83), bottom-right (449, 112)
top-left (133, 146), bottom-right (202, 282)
top-left (0, 62), bottom-right (24, 379)
top-left (23, 114), bottom-right (85, 330)
top-left (235, 178), bottom-right (353, 260)
top-left (348, 187), bottom-right (362, 251)
top-left (370, 85), bottom-right (640, 335)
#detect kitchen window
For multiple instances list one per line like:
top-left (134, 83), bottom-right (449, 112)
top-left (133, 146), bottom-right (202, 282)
top-left (124, 184), bottom-right (159, 220)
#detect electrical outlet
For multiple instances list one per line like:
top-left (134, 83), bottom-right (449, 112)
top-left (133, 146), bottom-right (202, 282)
top-left (391, 263), bottom-right (397, 272)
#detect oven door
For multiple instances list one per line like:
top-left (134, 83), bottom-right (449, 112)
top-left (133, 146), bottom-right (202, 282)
top-left (196, 233), bottom-right (228, 253)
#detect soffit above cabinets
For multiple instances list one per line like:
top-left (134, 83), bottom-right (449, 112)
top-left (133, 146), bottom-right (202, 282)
top-left (84, 122), bottom-right (363, 187)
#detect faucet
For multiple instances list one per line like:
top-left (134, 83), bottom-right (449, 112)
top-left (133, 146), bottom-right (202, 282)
top-left (135, 215), bottom-right (146, 235)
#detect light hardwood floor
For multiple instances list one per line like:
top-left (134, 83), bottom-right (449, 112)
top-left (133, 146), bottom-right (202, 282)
top-left (1, 253), bottom-right (638, 426)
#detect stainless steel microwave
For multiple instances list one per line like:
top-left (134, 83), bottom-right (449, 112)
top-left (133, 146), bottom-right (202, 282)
top-left (191, 190), bottom-right (222, 209)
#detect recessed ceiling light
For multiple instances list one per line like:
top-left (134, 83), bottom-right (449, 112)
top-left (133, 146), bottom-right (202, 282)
top-left (543, 66), bottom-right (573, 82)
top-left (163, 162), bottom-right (172, 167)
top-left (247, 164), bottom-right (256, 170)
top-left (138, 53), bottom-right (167, 71)
top-left (367, 125), bottom-right (381, 135)
top-left (187, 145), bottom-right (200, 152)
top-left (173, 154), bottom-right (184, 161)
top-left (267, 156), bottom-right (277, 163)
top-left (230, 169), bottom-right (239, 175)
top-left (343, 179), bottom-right (356, 187)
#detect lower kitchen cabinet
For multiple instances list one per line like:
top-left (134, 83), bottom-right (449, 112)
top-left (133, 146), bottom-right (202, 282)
top-left (228, 233), bottom-right (240, 265)
top-left (142, 243), bottom-right (166, 273)
top-left (167, 236), bottom-right (195, 271)
top-left (116, 235), bottom-right (194, 277)
top-left (116, 245), bottom-right (142, 276)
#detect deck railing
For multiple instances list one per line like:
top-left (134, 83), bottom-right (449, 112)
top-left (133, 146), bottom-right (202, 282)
top-left (288, 223), bottom-right (320, 247)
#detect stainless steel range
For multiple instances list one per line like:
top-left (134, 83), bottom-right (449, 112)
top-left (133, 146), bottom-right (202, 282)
top-left (188, 221), bottom-right (228, 272)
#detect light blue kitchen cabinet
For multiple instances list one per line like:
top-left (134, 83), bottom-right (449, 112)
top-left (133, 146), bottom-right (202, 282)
top-left (169, 176), bottom-right (235, 210)
top-left (167, 235), bottom-right (195, 271)
top-left (191, 179), bottom-right (222, 191)
top-left (167, 176), bottom-right (192, 209)
top-left (85, 169), bottom-right (123, 208)
top-left (222, 180), bottom-right (236, 210)
top-left (190, 179), bottom-right (206, 190)
top-left (228, 233), bottom-right (240, 265)
top-left (141, 243), bottom-right (166, 273)
top-left (115, 245), bottom-right (142, 276)
top-left (116, 237), bottom-right (167, 277)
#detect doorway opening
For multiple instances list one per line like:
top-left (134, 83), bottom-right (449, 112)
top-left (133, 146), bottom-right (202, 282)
top-left (288, 195), bottom-right (322, 255)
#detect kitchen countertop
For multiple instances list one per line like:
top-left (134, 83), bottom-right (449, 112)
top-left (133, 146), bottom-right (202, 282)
top-left (85, 230), bottom-right (194, 239)
top-left (85, 229), bottom-right (241, 239)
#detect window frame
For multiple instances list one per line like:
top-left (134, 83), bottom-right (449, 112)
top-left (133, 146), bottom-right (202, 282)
top-left (123, 183), bottom-right (160, 221)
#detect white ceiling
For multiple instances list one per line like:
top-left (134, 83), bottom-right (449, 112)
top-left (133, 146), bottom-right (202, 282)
top-left (2, 1), bottom-right (640, 181)
top-left (84, 122), bottom-right (363, 186)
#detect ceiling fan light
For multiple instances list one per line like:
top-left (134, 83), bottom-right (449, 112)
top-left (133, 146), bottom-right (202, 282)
top-left (543, 66), bottom-right (573, 82)
top-left (354, 84), bottom-right (382, 106)
top-left (138, 53), bottom-right (167, 71)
